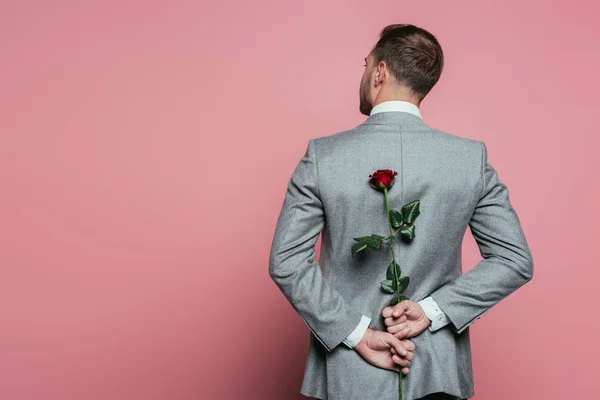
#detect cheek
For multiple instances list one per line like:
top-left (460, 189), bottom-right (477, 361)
top-left (360, 75), bottom-right (369, 92)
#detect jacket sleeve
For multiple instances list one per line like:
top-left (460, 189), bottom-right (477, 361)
top-left (269, 139), bottom-right (364, 352)
top-left (429, 141), bottom-right (534, 334)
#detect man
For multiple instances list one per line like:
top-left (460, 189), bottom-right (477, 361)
top-left (269, 24), bottom-right (534, 400)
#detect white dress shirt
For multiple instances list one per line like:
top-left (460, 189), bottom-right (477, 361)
top-left (342, 100), bottom-right (452, 349)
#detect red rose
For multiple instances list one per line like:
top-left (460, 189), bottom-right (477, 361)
top-left (369, 169), bottom-right (398, 189)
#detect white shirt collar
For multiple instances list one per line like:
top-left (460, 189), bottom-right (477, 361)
top-left (370, 100), bottom-right (422, 119)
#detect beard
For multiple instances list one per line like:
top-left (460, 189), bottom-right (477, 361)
top-left (359, 77), bottom-right (373, 116)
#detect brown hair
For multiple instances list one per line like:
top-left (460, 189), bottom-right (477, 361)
top-left (372, 24), bottom-right (444, 100)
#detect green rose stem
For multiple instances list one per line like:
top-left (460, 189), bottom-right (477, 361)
top-left (382, 186), bottom-right (403, 399)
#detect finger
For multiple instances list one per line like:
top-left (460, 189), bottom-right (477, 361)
top-left (388, 334), bottom-right (408, 357)
top-left (400, 349), bottom-right (415, 361)
top-left (395, 364), bottom-right (410, 375)
top-left (384, 314), bottom-right (407, 327)
top-left (396, 329), bottom-right (411, 340)
top-left (401, 339), bottom-right (416, 351)
top-left (391, 308), bottom-right (407, 319)
top-left (392, 300), bottom-right (412, 318)
top-left (392, 354), bottom-right (411, 368)
top-left (388, 325), bottom-right (411, 339)
top-left (387, 322), bottom-right (408, 334)
top-left (392, 329), bottom-right (412, 341)
top-left (390, 346), bottom-right (412, 361)
top-left (382, 300), bottom-right (410, 318)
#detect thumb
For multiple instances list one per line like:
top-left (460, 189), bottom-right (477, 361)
top-left (392, 300), bottom-right (411, 318)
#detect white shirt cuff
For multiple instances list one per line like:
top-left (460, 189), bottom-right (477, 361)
top-left (418, 296), bottom-right (451, 332)
top-left (342, 315), bottom-right (371, 348)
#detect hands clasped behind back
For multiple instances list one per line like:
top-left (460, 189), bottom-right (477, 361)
top-left (353, 300), bottom-right (434, 374)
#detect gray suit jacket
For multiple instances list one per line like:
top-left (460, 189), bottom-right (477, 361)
top-left (269, 111), bottom-right (534, 400)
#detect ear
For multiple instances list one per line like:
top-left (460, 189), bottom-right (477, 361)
top-left (372, 70), bottom-right (381, 86)
top-left (374, 64), bottom-right (385, 85)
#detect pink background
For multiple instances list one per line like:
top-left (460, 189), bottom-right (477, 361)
top-left (1, 1), bottom-right (598, 399)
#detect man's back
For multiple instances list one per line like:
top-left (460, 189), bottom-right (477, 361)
top-left (316, 111), bottom-right (483, 313)
top-left (269, 110), bottom-right (533, 400)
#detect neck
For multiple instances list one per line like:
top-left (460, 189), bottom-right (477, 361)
top-left (372, 87), bottom-right (421, 108)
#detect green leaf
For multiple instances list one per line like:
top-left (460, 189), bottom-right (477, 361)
top-left (389, 210), bottom-right (403, 229)
top-left (351, 241), bottom-right (368, 255)
top-left (366, 234), bottom-right (386, 248)
top-left (380, 279), bottom-right (395, 294)
top-left (351, 234), bottom-right (386, 255)
top-left (353, 235), bottom-right (370, 242)
top-left (386, 261), bottom-right (401, 281)
top-left (398, 295), bottom-right (410, 302)
top-left (401, 200), bottom-right (421, 224)
top-left (397, 276), bottom-right (410, 293)
top-left (400, 224), bottom-right (416, 241)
